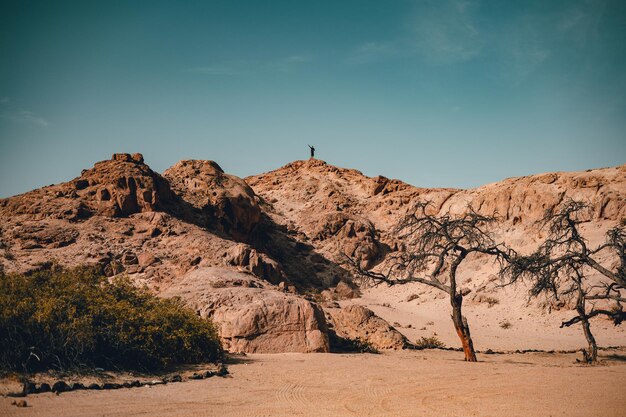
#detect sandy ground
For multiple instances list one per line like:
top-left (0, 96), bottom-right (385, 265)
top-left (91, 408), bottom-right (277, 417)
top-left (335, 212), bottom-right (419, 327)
top-left (2, 349), bottom-right (626, 417)
top-left (353, 282), bottom-right (626, 352)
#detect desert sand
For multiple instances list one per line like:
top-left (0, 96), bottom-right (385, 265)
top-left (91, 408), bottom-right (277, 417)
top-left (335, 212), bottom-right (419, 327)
top-left (2, 349), bottom-right (626, 417)
top-left (350, 282), bottom-right (626, 352)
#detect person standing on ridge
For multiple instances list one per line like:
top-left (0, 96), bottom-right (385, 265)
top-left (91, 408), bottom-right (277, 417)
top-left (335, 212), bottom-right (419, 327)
top-left (308, 144), bottom-right (315, 159)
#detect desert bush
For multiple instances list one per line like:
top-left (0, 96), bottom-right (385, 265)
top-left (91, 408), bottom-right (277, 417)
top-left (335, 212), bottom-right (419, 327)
top-left (414, 336), bottom-right (445, 349)
top-left (483, 296), bottom-right (500, 308)
top-left (499, 320), bottom-right (512, 329)
top-left (0, 266), bottom-right (223, 373)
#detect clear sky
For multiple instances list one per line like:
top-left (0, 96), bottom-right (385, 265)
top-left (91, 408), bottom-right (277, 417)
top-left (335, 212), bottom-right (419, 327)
top-left (1, 0), bottom-right (625, 197)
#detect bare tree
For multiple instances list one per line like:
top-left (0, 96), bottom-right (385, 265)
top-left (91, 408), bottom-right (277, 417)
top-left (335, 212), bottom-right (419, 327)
top-left (348, 203), bottom-right (510, 362)
top-left (504, 200), bottom-right (626, 363)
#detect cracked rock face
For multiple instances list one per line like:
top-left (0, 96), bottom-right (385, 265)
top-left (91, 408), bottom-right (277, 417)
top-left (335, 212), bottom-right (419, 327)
top-left (163, 160), bottom-right (261, 241)
top-left (161, 268), bottom-right (329, 353)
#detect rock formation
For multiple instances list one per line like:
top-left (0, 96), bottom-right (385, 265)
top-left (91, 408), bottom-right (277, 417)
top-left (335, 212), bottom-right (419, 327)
top-left (162, 267), bottom-right (329, 353)
top-left (325, 304), bottom-right (408, 350)
top-left (163, 160), bottom-right (261, 241)
top-left (1, 154), bottom-right (624, 353)
top-left (0, 153), bottom-right (174, 221)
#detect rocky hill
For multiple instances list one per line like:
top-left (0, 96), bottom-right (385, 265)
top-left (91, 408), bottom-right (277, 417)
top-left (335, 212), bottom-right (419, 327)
top-left (1, 154), bottom-right (624, 352)
top-left (247, 159), bottom-right (625, 265)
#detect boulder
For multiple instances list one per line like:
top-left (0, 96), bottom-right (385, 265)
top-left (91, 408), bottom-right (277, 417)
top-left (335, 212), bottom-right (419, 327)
top-left (326, 305), bottom-right (407, 350)
top-left (225, 244), bottom-right (286, 284)
top-left (161, 267), bottom-right (329, 353)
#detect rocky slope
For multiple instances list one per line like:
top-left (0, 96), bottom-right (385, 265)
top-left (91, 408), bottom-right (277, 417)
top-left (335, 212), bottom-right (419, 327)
top-left (1, 154), bottom-right (624, 353)
top-left (247, 159), bottom-right (625, 266)
top-left (0, 154), bottom-right (390, 353)
top-left (247, 159), bottom-right (626, 350)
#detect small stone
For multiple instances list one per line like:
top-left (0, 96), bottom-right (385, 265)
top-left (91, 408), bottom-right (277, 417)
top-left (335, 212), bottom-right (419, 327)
top-left (12, 400), bottom-right (28, 408)
top-left (148, 379), bottom-right (165, 385)
top-left (51, 381), bottom-right (70, 393)
top-left (216, 365), bottom-right (229, 376)
top-left (22, 381), bottom-right (36, 395)
top-left (37, 383), bottom-right (51, 393)
top-left (87, 383), bottom-right (101, 390)
top-left (122, 252), bottom-right (138, 265)
top-left (138, 252), bottom-right (159, 267)
top-left (112, 153), bottom-right (132, 162)
top-left (74, 179), bottom-right (89, 190)
top-left (70, 382), bottom-right (85, 390)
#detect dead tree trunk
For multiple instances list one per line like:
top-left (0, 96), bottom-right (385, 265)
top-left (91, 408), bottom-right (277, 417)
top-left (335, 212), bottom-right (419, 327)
top-left (451, 293), bottom-right (477, 361)
top-left (449, 253), bottom-right (477, 361)
top-left (580, 317), bottom-right (598, 363)
top-left (575, 285), bottom-right (598, 363)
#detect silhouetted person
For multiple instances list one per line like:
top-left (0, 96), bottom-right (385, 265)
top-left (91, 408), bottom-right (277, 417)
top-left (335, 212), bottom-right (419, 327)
top-left (308, 144), bottom-right (315, 158)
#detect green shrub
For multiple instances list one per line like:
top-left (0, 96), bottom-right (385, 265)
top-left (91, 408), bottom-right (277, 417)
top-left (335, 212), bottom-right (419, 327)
top-left (0, 266), bottom-right (223, 373)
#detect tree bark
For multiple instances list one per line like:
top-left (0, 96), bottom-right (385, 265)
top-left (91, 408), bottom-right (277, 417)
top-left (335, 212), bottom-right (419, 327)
top-left (448, 253), bottom-right (477, 361)
top-left (576, 286), bottom-right (597, 363)
top-left (450, 293), bottom-right (477, 362)
top-left (580, 317), bottom-right (598, 363)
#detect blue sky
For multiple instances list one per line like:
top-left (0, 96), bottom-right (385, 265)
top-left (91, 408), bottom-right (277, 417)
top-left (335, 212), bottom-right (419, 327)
top-left (1, 0), bottom-right (625, 197)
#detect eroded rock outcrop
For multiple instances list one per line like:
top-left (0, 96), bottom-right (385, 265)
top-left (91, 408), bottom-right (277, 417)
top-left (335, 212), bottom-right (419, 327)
top-left (246, 160), bottom-right (626, 267)
top-left (325, 304), bottom-right (407, 350)
top-left (224, 243), bottom-right (287, 285)
top-left (0, 153), bottom-right (173, 220)
top-left (163, 160), bottom-right (261, 241)
top-left (307, 212), bottom-right (382, 269)
top-left (161, 267), bottom-right (329, 353)
top-left (443, 164), bottom-right (626, 224)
